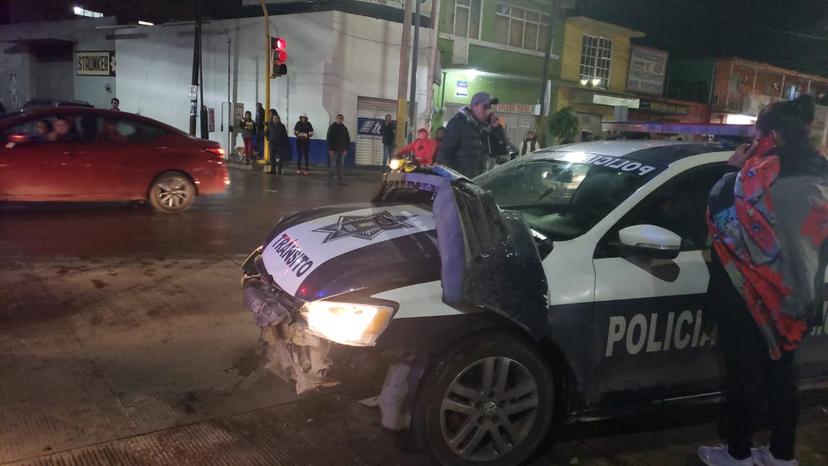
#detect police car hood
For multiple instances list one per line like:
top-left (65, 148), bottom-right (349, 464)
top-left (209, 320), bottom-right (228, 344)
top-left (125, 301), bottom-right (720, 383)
top-left (259, 203), bottom-right (440, 301)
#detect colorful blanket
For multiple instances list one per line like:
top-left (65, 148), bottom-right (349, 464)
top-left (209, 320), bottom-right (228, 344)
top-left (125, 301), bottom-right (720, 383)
top-left (707, 137), bottom-right (828, 358)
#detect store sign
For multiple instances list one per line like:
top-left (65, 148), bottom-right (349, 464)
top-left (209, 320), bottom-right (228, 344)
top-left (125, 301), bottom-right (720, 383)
top-left (493, 103), bottom-right (536, 115)
top-left (357, 117), bottom-right (385, 137)
top-left (627, 46), bottom-right (668, 96)
top-left (639, 100), bottom-right (689, 115)
top-left (456, 80), bottom-right (468, 98)
top-left (76, 51), bottom-right (115, 76)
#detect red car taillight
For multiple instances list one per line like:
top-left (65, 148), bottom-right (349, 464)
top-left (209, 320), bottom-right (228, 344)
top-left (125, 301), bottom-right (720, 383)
top-left (205, 147), bottom-right (226, 164)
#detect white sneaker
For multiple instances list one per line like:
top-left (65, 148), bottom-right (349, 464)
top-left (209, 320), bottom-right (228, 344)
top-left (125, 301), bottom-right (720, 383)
top-left (698, 445), bottom-right (753, 466)
top-left (753, 446), bottom-right (799, 466)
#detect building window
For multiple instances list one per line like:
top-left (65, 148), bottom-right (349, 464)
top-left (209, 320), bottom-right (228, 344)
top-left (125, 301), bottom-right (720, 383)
top-left (449, 0), bottom-right (481, 40)
top-left (495, 4), bottom-right (551, 52)
top-left (579, 35), bottom-right (612, 89)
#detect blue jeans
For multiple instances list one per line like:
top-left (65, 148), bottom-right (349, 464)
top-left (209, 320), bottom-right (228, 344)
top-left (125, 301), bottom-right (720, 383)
top-left (382, 143), bottom-right (394, 166)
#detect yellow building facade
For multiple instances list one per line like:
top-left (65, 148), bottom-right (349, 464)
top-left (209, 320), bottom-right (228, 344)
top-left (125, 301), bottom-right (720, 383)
top-left (556, 17), bottom-right (644, 137)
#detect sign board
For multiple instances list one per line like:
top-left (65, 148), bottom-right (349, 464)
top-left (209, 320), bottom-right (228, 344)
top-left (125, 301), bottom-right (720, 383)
top-left (76, 51), bottom-right (115, 76)
top-left (207, 107), bottom-right (215, 132)
top-left (357, 117), bottom-right (387, 137)
top-left (456, 80), bottom-right (468, 98)
top-left (233, 103), bottom-right (245, 126)
top-left (493, 103), bottom-right (536, 115)
top-left (626, 46), bottom-right (668, 96)
top-left (638, 99), bottom-right (689, 115)
top-left (189, 85), bottom-right (199, 100)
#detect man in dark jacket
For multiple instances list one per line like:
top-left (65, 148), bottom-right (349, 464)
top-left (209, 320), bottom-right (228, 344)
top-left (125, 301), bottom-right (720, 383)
top-left (437, 92), bottom-right (499, 178)
top-left (380, 114), bottom-right (395, 168)
top-left (326, 114), bottom-right (351, 186)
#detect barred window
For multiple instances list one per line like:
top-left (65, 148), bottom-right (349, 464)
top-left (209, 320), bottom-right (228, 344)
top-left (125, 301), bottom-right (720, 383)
top-left (579, 35), bottom-right (612, 89)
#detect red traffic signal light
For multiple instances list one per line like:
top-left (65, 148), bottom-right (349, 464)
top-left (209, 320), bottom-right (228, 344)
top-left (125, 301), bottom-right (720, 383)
top-left (271, 36), bottom-right (287, 64)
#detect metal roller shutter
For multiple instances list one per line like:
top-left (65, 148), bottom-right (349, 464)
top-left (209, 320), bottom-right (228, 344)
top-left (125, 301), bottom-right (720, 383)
top-left (356, 96), bottom-right (397, 166)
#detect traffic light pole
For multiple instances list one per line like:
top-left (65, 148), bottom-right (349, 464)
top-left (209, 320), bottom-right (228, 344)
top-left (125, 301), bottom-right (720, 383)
top-left (259, 0), bottom-right (271, 165)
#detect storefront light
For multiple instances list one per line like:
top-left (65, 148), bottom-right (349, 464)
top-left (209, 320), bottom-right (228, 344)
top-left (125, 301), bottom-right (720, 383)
top-left (466, 69), bottom-right (480, 81)
top-left (138, 20), bottom-right (154, 26)
top-left (724, 114), bottom-right (757, 125)
top-left (580, 78), bottom-right (589, 86)
top-left (73, 6), bottom-right (103, 18)
top-left (591, 78), bottom-right (601, 86)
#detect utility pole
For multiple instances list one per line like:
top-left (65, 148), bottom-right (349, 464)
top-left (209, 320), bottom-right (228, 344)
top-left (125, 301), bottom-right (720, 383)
top-left (424, 0), bottom-right (441, 130)
top-left (407, 0), bottom-right (422, 141)
top-left (536, 5), bottom-right (560, 145)
top-left (395, 0), bottom-right (413, 150)
top-left (189, 0), bottom-right (201, 136)
top-left (259, 0), bottom-right (271, 165)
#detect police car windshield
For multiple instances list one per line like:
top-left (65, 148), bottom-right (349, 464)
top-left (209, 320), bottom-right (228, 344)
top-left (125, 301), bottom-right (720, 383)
top-left (475, 152), bottom-right (663, 241)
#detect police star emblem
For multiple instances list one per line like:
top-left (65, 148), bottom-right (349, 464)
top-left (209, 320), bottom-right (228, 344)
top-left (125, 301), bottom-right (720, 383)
top-left (313, 211), bottom-right (415, 243)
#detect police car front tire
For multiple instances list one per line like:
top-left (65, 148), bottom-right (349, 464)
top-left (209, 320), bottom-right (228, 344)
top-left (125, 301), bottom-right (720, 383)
top-left (413, 332), bottom-right (555, 466)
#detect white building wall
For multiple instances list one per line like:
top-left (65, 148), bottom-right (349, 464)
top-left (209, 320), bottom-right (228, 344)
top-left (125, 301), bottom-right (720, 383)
top-left (114, 11), bottom-right (432, 150)
top-left (0, 17), bottom-right (116, 110)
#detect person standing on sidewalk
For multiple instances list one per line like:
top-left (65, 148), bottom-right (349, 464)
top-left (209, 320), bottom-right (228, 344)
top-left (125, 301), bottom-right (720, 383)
top-left (294, 114), bottom-right (314, 176)
top-left (110, 98), bottom-right (120, 111)
top-left (519, 130), bottom-right (539, 156)
top-left (240, 111), bottom-right (256, 164)
top-left (266, 112), bottom-right (290, 175)
top-left (326, 114), bottom-right (351, 186)
top-left (698, 95), bottom-right (828, 466)
top-left (380, 113), bottom-right (396, 168)
top-left (436, 92), bottom-right (498, 178)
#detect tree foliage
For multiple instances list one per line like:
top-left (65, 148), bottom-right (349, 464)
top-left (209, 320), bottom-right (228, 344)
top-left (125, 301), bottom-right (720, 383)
top-left (548, 107), bottom-right (579, 145)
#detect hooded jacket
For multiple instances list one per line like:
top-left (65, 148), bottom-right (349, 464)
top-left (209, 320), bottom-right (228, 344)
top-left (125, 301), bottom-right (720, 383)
top-left (707, 136), bottom-right (828, 356)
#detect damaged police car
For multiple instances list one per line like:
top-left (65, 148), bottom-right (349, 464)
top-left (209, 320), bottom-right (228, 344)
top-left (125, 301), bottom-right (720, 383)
top-left (241, 141), bottom-right (828, 466)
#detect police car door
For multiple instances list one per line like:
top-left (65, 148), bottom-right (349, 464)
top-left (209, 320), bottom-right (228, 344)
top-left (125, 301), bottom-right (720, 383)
top-left (591, 164), bottom-right (733, 404)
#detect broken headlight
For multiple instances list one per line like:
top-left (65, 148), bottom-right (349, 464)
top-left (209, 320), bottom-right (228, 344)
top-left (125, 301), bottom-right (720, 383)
top-left (300, 300), bottom-right (395, 346)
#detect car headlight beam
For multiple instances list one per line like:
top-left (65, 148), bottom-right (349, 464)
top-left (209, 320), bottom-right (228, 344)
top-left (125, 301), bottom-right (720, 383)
top-left (300, 301), bottom-right (394, 346)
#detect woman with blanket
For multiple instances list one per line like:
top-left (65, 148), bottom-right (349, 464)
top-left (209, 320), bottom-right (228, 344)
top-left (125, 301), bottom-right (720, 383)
top-left (699, 95), bottom-right (828, 466)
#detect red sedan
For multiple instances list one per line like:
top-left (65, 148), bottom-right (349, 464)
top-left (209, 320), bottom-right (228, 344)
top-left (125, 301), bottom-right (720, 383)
top-left (0, 107), bottom-right (229, 213)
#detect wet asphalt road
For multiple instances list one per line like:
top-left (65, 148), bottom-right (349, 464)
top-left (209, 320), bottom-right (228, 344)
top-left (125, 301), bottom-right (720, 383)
top-left (0, 166), bottom-right (383, 258)
top-left (1, 166), bottom-right (827, 465)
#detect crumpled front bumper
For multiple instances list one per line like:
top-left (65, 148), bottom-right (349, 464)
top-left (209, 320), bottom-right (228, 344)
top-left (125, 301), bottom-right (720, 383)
top-left (242, 251), bottom-right (337, 394)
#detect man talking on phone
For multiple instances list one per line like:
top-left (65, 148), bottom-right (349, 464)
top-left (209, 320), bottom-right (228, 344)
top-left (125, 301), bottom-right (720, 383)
top-left (437, 92), bottom-right (499, 178)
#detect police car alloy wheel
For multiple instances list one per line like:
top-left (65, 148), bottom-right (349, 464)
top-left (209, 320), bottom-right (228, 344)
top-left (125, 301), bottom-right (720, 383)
top-left (149, 171), bottom-right (195, 213)
top-left (413, 332), bottom-right (555, 466)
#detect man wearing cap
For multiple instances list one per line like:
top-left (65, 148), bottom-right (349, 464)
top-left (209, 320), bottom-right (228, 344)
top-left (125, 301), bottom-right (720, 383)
top-left (437, 92), bottom-right (500, 178)
top-left (294, 114), bottom-right (314, 175)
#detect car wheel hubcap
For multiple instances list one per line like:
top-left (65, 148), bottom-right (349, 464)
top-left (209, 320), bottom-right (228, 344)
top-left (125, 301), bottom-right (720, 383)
top-left (157, 177), bottom-right (190, 209)
top-left (440, 356), bottom-right (539, 462)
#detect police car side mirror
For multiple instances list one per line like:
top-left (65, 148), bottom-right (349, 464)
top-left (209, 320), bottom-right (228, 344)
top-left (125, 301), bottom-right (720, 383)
top-left (616, 224), bottom-right (681, 260)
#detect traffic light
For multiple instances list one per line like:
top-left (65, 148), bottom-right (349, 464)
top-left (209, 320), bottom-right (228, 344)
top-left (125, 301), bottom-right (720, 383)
top-left (271, 36), bottom-right (287, 77)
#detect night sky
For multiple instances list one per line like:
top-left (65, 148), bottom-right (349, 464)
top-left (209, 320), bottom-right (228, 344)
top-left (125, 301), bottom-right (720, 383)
top-left (574, 0), bottom-right (828, 76)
